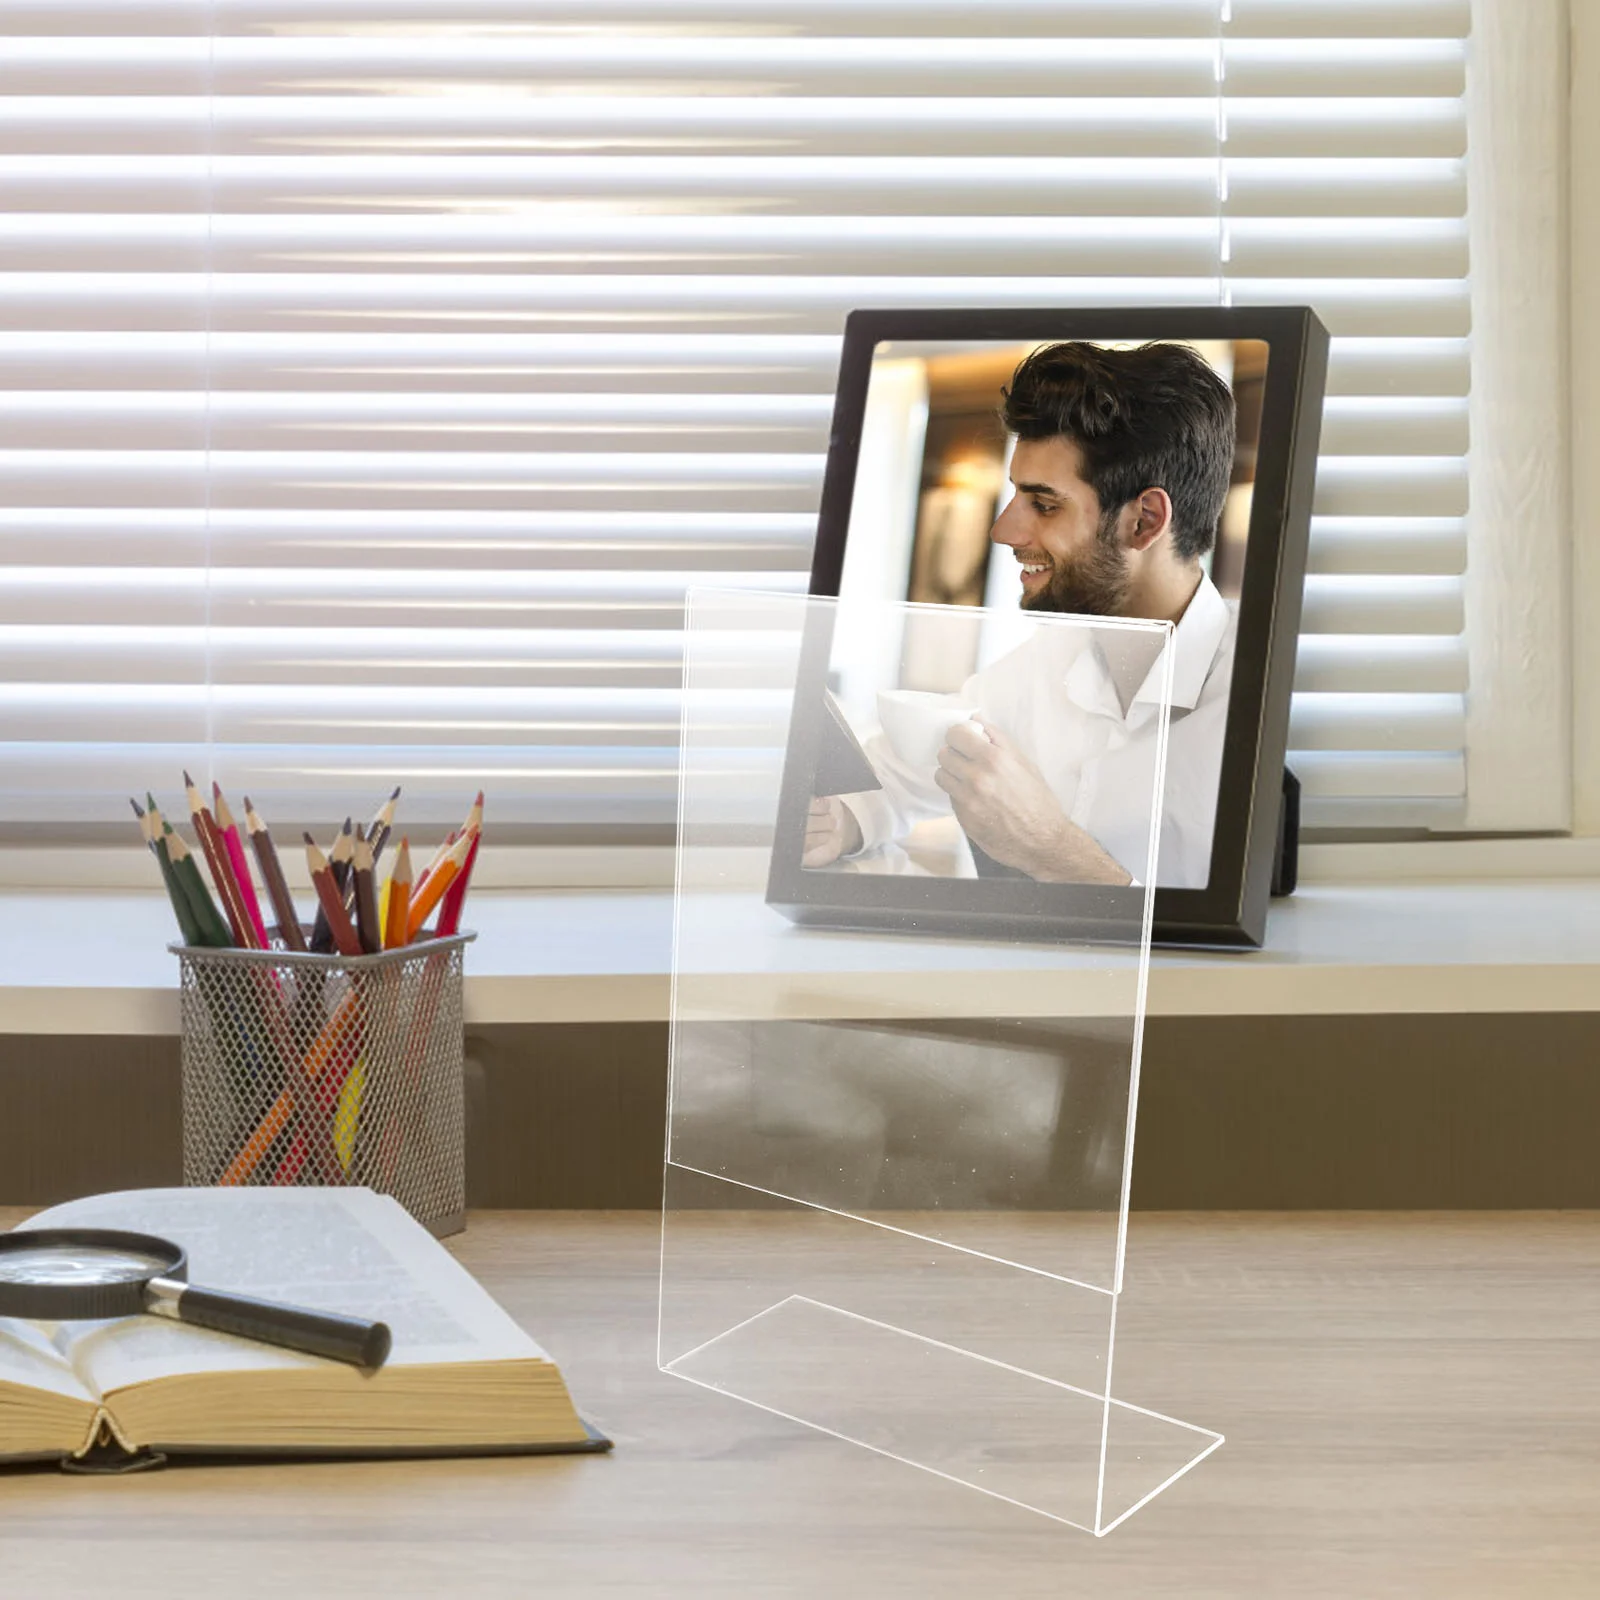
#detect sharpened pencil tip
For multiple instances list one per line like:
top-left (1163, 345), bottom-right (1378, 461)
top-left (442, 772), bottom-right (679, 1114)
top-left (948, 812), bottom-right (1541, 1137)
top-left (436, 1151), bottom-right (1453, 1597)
top-left (303, 832), bottom-right (317, 846)
top-left (183, 770), bottom-right (194, 787)
top-left (342, 816), bottom-right (353, 833)
top-left (242, 795), bottom-right (252, 811)
top-left (129, 797), bottom-right (144, 817)
top-left (391, 785), bottom-right (402, 800)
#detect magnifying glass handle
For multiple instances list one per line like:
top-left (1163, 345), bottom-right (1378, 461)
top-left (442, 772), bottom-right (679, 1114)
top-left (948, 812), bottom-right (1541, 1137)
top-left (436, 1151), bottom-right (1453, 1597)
top-left (146, 1278), bottom-right (392, 1369)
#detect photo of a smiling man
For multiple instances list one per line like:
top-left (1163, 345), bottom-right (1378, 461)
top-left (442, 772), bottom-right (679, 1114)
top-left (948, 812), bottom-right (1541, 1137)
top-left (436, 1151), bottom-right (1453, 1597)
top-left (804, 338), bottom-right (1248, 890)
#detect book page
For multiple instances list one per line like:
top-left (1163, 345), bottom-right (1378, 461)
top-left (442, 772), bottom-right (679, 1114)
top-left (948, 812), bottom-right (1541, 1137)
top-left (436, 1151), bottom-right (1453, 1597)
top-left (18, 1189), bottom-right (547, 1399)
top-left (0, 1319), bottom-right (93, 1405)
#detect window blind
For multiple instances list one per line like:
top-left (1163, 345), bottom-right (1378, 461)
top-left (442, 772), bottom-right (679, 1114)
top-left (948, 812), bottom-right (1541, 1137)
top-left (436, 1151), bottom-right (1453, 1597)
top-left (0, 0), bottom-right (1471, 838)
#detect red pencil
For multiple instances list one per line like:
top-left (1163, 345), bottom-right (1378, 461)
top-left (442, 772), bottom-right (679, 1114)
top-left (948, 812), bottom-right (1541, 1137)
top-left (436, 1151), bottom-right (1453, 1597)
top-left (213, 782), bottom-right (270, 949)
top-left (437, 792), bottom-right (482, 936)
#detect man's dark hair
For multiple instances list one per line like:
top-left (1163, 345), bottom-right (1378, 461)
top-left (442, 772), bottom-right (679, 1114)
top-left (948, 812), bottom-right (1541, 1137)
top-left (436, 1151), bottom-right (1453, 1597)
top-left (1000, 341), bottom-right (1237, 561)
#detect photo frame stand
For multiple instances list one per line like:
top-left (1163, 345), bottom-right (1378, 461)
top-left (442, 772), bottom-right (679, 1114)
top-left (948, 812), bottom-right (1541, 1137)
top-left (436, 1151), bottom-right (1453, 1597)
top-left (659, 590), bottom-right (1223, 1535)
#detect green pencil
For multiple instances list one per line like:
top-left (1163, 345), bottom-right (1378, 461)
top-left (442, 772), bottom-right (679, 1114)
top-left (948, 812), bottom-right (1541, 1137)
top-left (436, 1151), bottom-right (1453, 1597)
top-left (148, 796), bottom-right (233, 948)
top-left (168, 830), bottom-right (234, 948)
top-left (133, 797), bottom-right (203, 947)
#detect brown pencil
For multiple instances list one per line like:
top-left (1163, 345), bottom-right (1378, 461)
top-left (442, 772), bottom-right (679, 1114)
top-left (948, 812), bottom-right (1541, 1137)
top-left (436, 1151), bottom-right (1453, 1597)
top-left (310, 819), bottom-right (356, 954)
top-left (244, 797), bottom-right (307, 952)
top-left (304, 833), bottom-right (363, 959)
top-left (184, 770), bottom-right (252, 947)
top-left (351, 835), bottom-right (381, 956)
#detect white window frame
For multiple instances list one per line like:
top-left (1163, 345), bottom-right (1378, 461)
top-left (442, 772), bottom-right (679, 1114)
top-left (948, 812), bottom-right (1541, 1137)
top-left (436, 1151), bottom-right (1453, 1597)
top-left (1460, 0), bottom-right (1571, 833)
top-left (1570, 0), bottom-right (1600, 837)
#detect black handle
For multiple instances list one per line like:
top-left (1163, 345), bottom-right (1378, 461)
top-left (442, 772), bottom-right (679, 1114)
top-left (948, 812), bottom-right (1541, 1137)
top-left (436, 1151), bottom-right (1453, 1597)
top-left (165, 1282), bottom-right (392, 1369)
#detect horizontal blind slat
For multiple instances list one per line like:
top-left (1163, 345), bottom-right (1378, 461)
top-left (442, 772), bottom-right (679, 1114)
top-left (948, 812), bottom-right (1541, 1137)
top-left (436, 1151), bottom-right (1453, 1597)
top-left (0, 1), bottom-right (1475, 834)
top-left (1306, 518), bottom-right (1465, 577)
top-left (1287, 692), bottom-right (1464, 752)
top-left (1292, 636), bottom-right (1467, 695)
top-left (1286, 749), bottom-right (1466, 800)
top-left (0, 332), bottom-right (1472, 397)
top-left (1299, 575), bottom-right (1463, 636)
top-left (0, 0), bottom-right (1465, 34)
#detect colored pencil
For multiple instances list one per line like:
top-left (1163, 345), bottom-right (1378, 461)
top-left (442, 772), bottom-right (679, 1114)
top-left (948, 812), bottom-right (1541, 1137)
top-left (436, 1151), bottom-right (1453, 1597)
top-left (351, 835), bottom-right (381, 956)
top-left (366, 785), bottom-right (401, 866)
top-left (184, 771), bottom-right (253, 947)
top-left (412, 828), bottom-right (458, 901)
top-left (141, 801), bottom-right (203, 947)
top-left (219, 1087), bottom-right (292, 1185)
top-left (406, 830), bottom-right (473, 941)
top-left (148, 799), bottom-right (233, 948)
top-left (244, 797), bottom-right (307, 952)
top-left (271, 1135), bottom-right (311, 1185)
top-left (309, 819), bottom-right (356, 954)
top-left (334, 1058), bottom-right (367, 1175)
top-left (303, 833), bottom-right (363, 958)
top-left (305, 991), bottom-right (362, 1083)
top-left (436, 794), bottom-right (483, 937)
top-left (133, 798), bottom-right (203, 947)
top-left (213, 783), bottom-right (270, 949)
top-left (382, 837), bottom-right (413, 950)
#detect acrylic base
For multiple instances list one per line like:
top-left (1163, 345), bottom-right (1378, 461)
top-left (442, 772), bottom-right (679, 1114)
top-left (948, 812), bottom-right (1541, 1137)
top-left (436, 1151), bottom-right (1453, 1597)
top-left (663, 1288), bottom-right (1221, 1536)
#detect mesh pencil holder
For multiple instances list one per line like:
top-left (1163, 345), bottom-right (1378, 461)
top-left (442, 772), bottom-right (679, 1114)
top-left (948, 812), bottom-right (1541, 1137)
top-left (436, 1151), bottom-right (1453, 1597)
top-left (172, 930), bottom-right (475, 1236)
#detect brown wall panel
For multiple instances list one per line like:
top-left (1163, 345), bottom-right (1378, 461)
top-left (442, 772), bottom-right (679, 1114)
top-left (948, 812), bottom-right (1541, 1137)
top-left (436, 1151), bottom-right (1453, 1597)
top-left (2, 1014), bottom-right (1598, 1211)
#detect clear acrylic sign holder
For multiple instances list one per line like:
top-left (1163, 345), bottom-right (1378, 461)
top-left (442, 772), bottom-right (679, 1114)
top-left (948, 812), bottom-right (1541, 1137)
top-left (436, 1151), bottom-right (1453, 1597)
top-left (660, 590), bottom-right (1222, 1536)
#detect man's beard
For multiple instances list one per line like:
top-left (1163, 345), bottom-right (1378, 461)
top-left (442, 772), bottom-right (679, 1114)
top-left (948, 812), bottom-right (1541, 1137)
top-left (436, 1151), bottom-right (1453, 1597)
top-left (1019, 510), bottom-right (1131, 616)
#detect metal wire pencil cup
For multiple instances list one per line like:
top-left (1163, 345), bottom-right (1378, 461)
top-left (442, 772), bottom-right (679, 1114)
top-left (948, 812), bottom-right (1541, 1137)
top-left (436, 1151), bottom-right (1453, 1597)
top-left (172, 930), bottom-right (474, 1236)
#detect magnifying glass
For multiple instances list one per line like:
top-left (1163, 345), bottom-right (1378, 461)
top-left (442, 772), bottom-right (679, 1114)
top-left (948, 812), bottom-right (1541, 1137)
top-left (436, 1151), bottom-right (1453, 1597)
top-left (0, 1229), bottom-right (392, 1370)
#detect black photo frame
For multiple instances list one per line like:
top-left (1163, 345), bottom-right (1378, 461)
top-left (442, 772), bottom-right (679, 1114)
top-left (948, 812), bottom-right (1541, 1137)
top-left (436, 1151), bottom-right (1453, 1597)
top-left (763, 306), bottom-right (1328, 949)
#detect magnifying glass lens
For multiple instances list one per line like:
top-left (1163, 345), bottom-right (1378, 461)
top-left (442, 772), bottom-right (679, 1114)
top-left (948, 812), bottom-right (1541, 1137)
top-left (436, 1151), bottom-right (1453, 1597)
top-left (0, 1243), bottom-right (171, 1287)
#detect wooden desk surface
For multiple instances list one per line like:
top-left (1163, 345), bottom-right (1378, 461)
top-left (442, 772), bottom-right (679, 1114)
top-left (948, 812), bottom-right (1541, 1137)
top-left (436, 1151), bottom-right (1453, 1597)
top-left (3, 1209), bottom-right (1599, 1598)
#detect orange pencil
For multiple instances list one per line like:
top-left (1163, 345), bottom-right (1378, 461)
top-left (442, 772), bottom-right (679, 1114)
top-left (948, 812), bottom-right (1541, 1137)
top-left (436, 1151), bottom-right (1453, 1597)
top-left (406, 830), bottom-right (473, 941)
top-left (303, 833), bottom-right (363, 958)
top-left (219, 1087), bottom-right (292, 1185)
top-left (306, 991), bottom-right (362, 1080)
top-left (383, 837), bottom-right (413, 950)
top-left (412, 828), bottom-right (458, 902)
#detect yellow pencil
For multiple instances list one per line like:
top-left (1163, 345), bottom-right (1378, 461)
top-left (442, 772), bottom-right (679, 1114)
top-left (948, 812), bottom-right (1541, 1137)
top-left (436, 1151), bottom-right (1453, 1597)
top-left (383, 837), bottom-right (414, 950)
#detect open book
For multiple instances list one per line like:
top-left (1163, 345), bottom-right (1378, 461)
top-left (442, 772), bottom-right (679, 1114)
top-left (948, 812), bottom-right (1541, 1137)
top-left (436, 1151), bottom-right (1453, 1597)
top-left (0, 1188), bottom-right (607, 1471)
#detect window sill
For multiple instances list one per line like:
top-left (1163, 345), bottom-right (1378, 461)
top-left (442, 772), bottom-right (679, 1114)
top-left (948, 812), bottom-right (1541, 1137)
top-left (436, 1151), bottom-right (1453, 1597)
top-left (1, 877), bottom-right (1597, 1035)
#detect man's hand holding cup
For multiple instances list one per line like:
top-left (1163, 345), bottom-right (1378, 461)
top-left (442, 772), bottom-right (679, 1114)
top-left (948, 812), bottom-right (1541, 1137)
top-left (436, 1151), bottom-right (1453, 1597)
top-left (803, 795), bottom-right (864, 868)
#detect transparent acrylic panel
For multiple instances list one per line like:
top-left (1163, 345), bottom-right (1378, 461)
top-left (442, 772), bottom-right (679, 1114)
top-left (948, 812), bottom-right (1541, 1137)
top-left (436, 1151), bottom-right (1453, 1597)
top-left (661, 590), bottom-right (1222, 1536)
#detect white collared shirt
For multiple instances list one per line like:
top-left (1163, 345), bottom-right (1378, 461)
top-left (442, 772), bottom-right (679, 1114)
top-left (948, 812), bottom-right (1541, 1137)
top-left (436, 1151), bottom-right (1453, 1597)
top-left (841, 575), bottom-right (1237, 888)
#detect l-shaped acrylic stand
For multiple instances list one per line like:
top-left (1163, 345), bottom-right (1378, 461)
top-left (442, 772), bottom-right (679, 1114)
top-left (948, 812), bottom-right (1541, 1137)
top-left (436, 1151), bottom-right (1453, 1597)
top-left (659, 591), bottom-right (1222, 1536)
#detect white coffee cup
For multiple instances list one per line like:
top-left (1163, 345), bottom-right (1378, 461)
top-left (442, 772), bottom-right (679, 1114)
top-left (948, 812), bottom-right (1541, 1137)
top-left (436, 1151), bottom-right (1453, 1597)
top-left (875, 689), bottom-right (983, 771)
